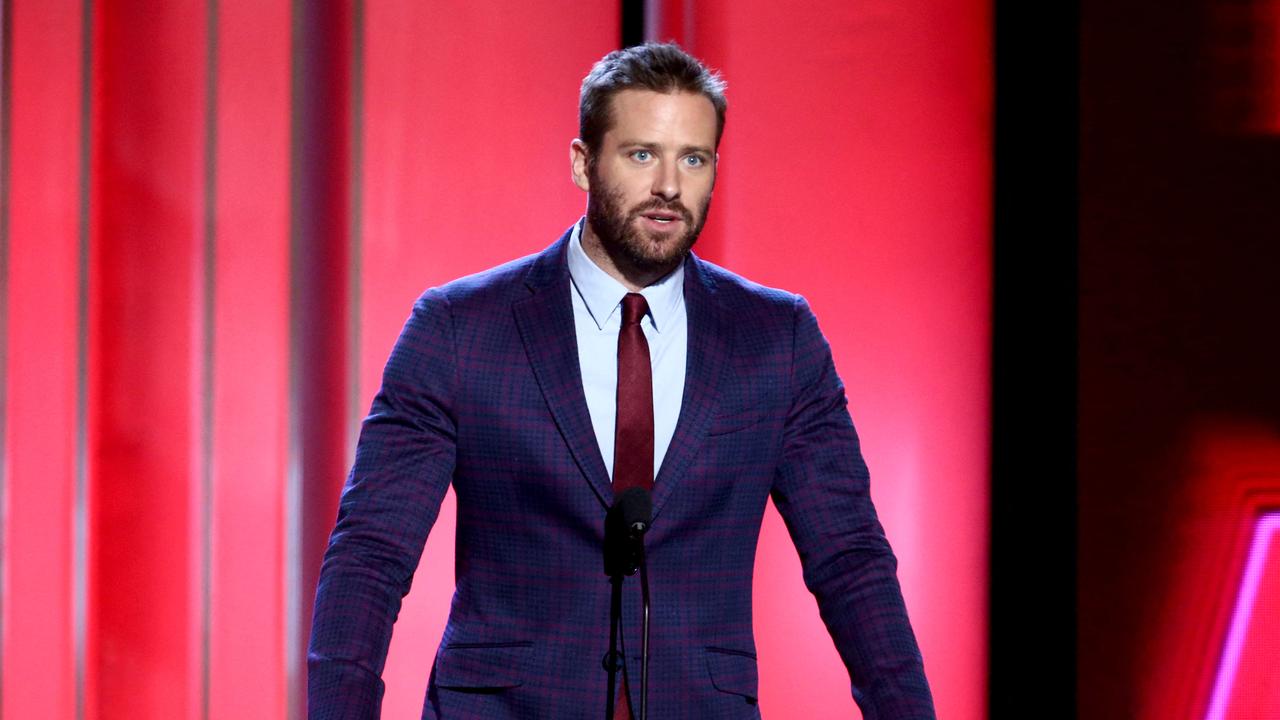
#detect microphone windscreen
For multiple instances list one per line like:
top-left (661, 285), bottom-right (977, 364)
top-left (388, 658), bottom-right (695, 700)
top-left (604, 487), bottom-right (652, 576)
top-left (615, 487), bottom-right (652, 532)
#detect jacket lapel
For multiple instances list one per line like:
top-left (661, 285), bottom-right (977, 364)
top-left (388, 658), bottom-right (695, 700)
top-left (513, 229), bottom-right (613, 507)
top-left (651, 253), bottom-right (732, 519)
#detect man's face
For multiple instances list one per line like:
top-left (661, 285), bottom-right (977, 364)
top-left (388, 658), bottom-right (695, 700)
top-left (572, 90), bottom-right (718, 284)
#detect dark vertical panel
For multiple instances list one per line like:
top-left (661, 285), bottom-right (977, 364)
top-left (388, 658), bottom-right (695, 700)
top-left (621, 0), bottom-right (645, 47)
top-left (991, 0), bottom-right (1077, 717)
top-left (288, 2), bottom-right (352, 717)
top-left (87, 0), bottom-right (208, 716)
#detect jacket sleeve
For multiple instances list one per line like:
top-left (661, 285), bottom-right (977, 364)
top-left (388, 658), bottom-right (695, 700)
top-left (307, 288), bottom-right (459, 719)
top-left (769, 295), bottom-right (936, 720)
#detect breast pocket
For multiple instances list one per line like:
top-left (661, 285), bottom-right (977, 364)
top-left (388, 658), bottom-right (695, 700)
top-left (707, 408), bottom-right (765, 437)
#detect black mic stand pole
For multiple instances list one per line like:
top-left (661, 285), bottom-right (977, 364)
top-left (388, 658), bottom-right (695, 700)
top-left (605, 572), bottom-right (622, 720)
top-left (637, 537), bottom-right (650, 720)
top-left (603, 488), bottom-right (651, 720)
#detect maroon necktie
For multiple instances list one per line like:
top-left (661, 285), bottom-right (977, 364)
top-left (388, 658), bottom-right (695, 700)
top-left (612, 293), bottom-right (651, 720)
top-left (613, 293), bottom-right (654, 493)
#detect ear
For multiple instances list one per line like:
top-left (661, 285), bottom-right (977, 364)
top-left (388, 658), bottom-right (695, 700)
top-left (570, 139), bottom-right (591, 192)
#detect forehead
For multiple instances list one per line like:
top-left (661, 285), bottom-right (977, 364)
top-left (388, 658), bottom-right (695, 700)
top-left (604, 89), bottom-right (717, 147)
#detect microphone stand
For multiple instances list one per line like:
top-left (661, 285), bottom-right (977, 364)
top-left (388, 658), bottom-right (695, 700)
top-left (602, 488), bottom-right (652, 720)
top-left (637, 535), bottom-right (650, 720)
top-left (604, 573), bottom-right (623, 720)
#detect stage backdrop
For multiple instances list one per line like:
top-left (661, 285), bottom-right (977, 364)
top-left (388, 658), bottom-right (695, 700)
top-left (0, 1), bottom-right (989, 719)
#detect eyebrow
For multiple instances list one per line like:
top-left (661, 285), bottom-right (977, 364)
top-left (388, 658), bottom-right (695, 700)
top-left (618, 140), bottom-right (714, 156)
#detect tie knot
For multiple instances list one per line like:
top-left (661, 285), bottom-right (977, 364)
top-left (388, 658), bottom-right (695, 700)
top-left (621, 293), bottom-right (648, 327)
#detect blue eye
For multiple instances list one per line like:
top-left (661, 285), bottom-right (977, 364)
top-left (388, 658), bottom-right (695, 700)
top-left (684, 155), bottom-right (705, 167)
top-left (632, 149), bottom-right (652, 162)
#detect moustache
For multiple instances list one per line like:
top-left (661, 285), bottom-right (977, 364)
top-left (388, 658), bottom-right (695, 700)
top-left (629, 200), bottom-right (693, 224)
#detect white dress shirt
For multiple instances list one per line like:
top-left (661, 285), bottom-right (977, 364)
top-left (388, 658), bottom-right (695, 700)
top-left (567, 219), bottom-right (687, 481)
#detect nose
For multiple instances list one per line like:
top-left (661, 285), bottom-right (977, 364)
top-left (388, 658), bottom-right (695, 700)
top-left (651, 160), bottom-right (680, 202)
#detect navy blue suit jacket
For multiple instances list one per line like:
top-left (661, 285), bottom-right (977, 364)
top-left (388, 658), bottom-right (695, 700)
top-left (308, 227), bottom-right (935, 719)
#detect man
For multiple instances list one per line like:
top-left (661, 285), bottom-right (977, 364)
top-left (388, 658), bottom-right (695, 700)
top-left (308, 43), bottom-right (935, 719)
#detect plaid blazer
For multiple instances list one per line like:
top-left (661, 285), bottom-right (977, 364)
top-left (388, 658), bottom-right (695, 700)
top-left (308, 227), bottom-right (935, 719)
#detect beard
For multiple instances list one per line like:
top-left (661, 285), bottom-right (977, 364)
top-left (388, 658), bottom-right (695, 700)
top-left (585, 167), bottom-right (712, 277)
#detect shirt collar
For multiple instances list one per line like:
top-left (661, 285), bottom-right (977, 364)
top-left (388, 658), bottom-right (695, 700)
top-left (567, 217), bottom-right (685, 332)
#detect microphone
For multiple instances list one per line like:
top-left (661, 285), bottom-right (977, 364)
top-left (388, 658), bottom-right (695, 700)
top-left (604, 487), bottom-right (652, 578)
top-left (617, 487), bottom-right (652, 536)
top-left (602, 487), bottom-right (654, 720)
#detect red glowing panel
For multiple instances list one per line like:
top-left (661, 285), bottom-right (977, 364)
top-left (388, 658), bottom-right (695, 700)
top-left (1205, 513), bottom-right (1280, 719)
top-left (685, 1), bottom-right (990, 717)
top-left (1205, 0), bottom-right (1280, 133)
top-left (1139, 425), bottom-right (1280, 720)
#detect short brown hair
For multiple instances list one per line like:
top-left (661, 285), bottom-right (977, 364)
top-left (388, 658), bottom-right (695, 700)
top-left (579, 42), bottom-right (727, 153)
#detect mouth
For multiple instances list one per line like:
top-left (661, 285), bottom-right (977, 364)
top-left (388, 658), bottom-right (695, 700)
top-left (637, 210), bottom-right (686, 229)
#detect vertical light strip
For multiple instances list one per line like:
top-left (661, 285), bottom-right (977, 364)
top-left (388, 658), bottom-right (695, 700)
top-left (1204, 512), bottom-right (1280, 720)
top-left (643, 0), bottom-right (660, 43)
top-left (0, 2), bottom-right (12, 717)
top-left (200, 1), bottom-right (219, 719)
top-left (682, 0), bottom-right (695, 50)
top-left (347, 0), bottom-right (363, 460)
top-left (73, 1), bottom-right (93, 719)
top-left (284, 1), bottom-right (304, 717)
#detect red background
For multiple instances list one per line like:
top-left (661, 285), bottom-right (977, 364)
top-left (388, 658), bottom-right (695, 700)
top-left (1078, 0), bottom-right (1280, 717)
top-left (0, 1), bottom-right (991, 718)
